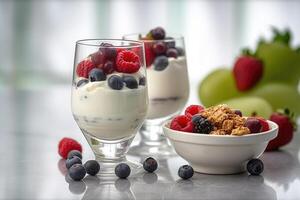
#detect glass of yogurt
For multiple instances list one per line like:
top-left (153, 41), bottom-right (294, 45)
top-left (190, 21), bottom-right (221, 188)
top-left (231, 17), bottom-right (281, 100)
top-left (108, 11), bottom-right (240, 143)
top-left (71, 39), bottom-right (148, 175)
top-left (124, 27), bottom-right (190, 156)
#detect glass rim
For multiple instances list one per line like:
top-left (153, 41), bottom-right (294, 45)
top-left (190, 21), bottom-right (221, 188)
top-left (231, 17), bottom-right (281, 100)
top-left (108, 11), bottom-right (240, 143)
top-left (123, 33), bottom-right (184, 43)
top-left (76, 39), bottom-right (144, 48)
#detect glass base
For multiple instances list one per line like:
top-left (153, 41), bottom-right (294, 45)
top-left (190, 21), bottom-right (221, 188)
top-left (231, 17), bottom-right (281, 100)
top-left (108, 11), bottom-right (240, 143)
top-left (82, 130), bottom-right (142, 177)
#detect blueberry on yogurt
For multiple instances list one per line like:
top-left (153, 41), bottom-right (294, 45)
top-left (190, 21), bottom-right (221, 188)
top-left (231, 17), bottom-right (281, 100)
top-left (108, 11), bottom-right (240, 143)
top-left (108, 75), bottom-right (124, 90)
top-left (89, 68), bottom-right (106, 82)
top-left (154, 56), bottom-right (169, 71)
top-left (76, 79), bottom-right (88, 88)
top-left (123, 75), bottom-right (138, 89)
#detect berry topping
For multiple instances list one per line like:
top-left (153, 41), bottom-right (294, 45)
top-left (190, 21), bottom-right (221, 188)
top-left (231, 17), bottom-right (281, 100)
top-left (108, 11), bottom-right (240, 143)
top-left (66, 156), bottom-right (82, 169)
top-left (100, 42), bottom-right (117, 60)
top-left (176, 47), bottom-right (185, 56)
top-left (233, 56), bottom-right (263, 91)
top-left (69, 164), bottom-right (86, 181)
top-left (234, 110), bottom-right (243, 117)
top-left (115, 163), bottom-right (131, 179)
top-left (170, 115), bottom-right (194, 132)
top-left (143, 157), bottom-right (158, 173)
top-left (76, 79), bottom-right (88, 88)
top-left (192, 115), bottom-right (214, 134)
top-left (256, 117), bottom-right (269, 132)
top-left (58, 138), bottom-right (82, 159)
top-left (84, 160), bottom-right (100, 176)
top-left (150, 27), bottom-right (166, 40)
top-left (178, 165), bottom-right (194, 180)
top-left (145, 43), bottom-right (155, 67)
top-left (103, 60), bottom-right (115, 74)
top-left (88, 68), bottom-right (106, 82)
top-left (154, 56), bottom-right (169, 71)
top-left (166, 48), bottom-right (178, 58)
top-left (139, 77), bottom-right (146, 86)
top-left (108, 75), bottom-right (124, 90)
top-left (91, 50), bottom-right (106, 67)
top-left (245, 118), bottom-right (262, 133)
top-left (185, 105), bottom-right (204, 119)
top-left (67, 150), bottom-right (82, 160)
top-left (76, 60), bottom-right (95, 78)
top-left (165, 37), bottom-right (176, 48)
top-left (247, 159), bottom-right (264, 176)
top-left (116, 50), bottom-right (141, 73)
top-left (152, 42), bottom-right (167, 55)
top-left (122, 75), bottom-right (138, 89)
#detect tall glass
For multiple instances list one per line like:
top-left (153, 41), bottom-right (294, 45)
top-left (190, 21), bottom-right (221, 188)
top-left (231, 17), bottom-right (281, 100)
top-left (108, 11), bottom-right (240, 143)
top-left (71, 39), bottom-right (148, 175)
top-left (123, 34), bottom-right (190, 156)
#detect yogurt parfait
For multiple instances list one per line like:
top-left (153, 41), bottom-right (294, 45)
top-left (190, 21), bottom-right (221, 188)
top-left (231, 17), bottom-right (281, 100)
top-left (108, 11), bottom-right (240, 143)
top-left (71, 39), bottom-right (148, 174)
top-left (124, 27), bottom-right (190, 156)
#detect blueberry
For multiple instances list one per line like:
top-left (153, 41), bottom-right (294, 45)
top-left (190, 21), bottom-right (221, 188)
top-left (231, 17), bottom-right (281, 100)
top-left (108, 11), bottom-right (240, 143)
top-left (245, 118), bottom-right (262, 133)
top-left (152, 42), bottom-right (167, 55)
top-left (150, 27), bottom-right (166, 40)
top-left (103, 60), bottom-right (115, 74)
top-left (84, 160), bottom-right (100, 176)
top-left (108, 75), bottom-right (124, 90)
top-left (67, 150), bottom-right (82, 160)
top-left (176, 47), bottom-right (185, 56)
top-left (69, 164), bottom-right (86, 181)
top-left (178, 165), bottom-right (194, 180)
top-left (165, 37), bottom-right (176, 48)
top-left (123, 75), bottom-right (138, 89)
top-left (247, 159), bottom-right (264, 176)
top-left (234, 110), bottom-right (242, 117)
top-left (166, 48), bottom-right (178, 58)
top-left (139, 77), bottom-right (146, 86)
top-left (89, 68), bottom-right (106, 82)
top-left (76, 79), bottom-right (88, 88)
top-left (143, 157), bottom-right (158, 173)
top-left (154, 56), bottom-right (169, 71)
top-left (115, 163), bottom-right (131, 179)
top-left (66, 156), bottom-right (82, 169)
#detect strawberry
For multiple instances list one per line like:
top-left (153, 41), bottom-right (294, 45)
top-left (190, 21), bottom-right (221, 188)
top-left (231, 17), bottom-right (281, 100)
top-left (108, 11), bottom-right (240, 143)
top-left (233, 55), bottom-right (263, 91)
top-left (266, 109), bottom-right (296, 151)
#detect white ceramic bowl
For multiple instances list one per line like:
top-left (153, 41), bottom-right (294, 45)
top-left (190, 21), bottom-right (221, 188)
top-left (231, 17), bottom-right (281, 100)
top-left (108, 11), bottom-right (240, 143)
top-left (163, 120), bottom-right (278, 174)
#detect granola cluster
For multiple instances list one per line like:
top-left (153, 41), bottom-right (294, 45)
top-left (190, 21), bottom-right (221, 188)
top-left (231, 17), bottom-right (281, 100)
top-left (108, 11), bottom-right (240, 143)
top-left (199, 104), bottom-right (250, 136)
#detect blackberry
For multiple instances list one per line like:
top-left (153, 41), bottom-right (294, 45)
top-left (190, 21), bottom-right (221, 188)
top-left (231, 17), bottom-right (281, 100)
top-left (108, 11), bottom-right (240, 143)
top-left (192, 115), bottom-right (213, 134)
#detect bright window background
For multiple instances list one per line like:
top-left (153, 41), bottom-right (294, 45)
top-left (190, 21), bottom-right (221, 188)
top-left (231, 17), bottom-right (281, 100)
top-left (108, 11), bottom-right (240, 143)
top-left (1, 0), bottom-right (300, 89)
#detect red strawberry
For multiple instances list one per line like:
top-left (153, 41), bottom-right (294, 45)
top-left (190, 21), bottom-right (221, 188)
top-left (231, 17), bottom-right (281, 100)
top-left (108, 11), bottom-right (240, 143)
top-left (233, 56), bottom-right (263, 91)
top-left (58, 137), bottom-right (82, 159)
top-left (170, 115), bottom-right (194, 133)
top-left (76, 59), bottom-right (95, 78)
top-left (266, 110), bottom-right (295, 151)
top-left (116, 50), bottom-right (141, 73)
top-left (256, 117), bottom-right (269, 132)
top-left (185, 105), bottom-right (204, 119)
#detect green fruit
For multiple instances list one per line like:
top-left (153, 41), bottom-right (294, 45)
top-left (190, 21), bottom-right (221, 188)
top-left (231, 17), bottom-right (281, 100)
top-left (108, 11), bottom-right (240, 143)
top-left (221, 97), bottom-right (273, 119)
top-left (198, 68), bottom-right (242, 107)
top-left (250, 82), bottom-right (300, 117)
top-left (256, 42), bottom-right (300, 86)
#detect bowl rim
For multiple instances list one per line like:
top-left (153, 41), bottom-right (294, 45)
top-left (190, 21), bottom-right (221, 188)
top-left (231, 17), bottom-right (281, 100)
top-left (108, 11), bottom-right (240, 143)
top-left (163, 120), bottom-right (278, 145)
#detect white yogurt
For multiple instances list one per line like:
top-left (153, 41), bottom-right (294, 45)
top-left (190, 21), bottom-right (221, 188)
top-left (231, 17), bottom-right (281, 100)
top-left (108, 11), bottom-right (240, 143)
top-left (72, 73), bottom-right (148, 140)
top-left (146, 57), bottom-right (189, 119)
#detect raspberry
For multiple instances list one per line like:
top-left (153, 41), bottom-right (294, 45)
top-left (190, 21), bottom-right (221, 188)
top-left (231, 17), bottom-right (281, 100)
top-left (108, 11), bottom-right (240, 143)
top-left (192, 115), bottom-right (214, 134)
top-left (144, 43), bottom-right (155, 67)
top-left (170, 115), bottom-right (193, 133)
top-left (58, 137), bottom-right (82, 159)
top-left (256, 117), bottom-right (269, 132)
top-left (116, 50), bottom-right (141, 73)
top-left (76, 59), bottom-right (95, 78)
top-left (185, 105), bottom-right (204, 119)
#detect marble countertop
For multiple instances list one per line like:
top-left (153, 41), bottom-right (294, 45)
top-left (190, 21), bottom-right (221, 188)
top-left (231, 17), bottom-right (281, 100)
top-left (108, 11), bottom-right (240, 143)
top-left (0, 87), bottom-right (299, 200)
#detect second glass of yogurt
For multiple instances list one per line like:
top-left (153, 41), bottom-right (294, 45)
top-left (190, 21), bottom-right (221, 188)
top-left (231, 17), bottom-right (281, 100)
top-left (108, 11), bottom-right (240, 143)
top-left (124, 27), bottom-right (190, 156)
top-left (71, 39), bottom-right (148, 175)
